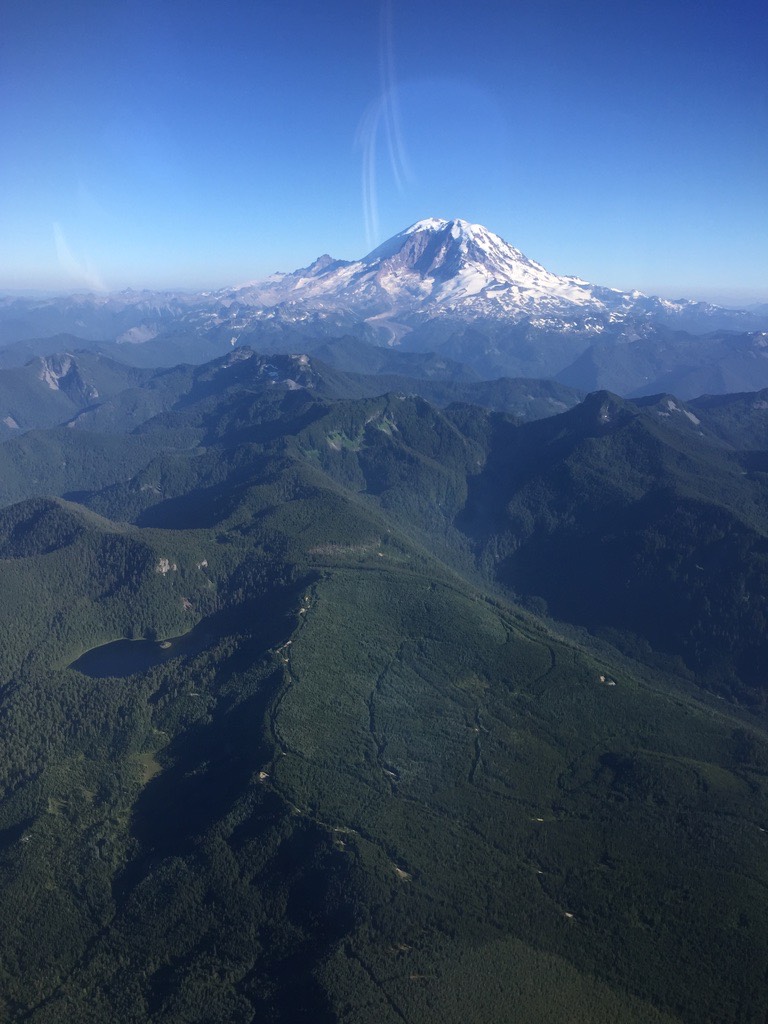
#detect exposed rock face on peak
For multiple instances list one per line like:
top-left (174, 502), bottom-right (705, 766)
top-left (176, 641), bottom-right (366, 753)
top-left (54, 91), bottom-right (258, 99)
top-left (35, 353), bottom-right (99, 401)
top-left (363, 218), bottom-right (549, 284)
top-left (362, 217), bottom-right (601, 315)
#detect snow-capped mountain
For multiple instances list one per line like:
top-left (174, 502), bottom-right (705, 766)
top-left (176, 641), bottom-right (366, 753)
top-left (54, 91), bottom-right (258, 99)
top-left (2, 219), bottom-right (761, 345)
top-left (209, 217), bottom-right (746, 335)
top-left (270, 217), bottom-right (590, 315)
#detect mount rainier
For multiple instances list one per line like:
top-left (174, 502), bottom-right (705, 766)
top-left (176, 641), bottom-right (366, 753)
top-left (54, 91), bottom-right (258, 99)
top-left (214, 217), bottom-right (750, 334)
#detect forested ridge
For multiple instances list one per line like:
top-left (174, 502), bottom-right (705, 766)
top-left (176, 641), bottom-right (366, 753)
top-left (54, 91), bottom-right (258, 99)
top-left (1, 353), bottom-right (768, 1021)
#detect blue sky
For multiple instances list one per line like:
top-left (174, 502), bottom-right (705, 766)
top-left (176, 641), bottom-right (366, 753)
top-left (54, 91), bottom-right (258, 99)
top-left (1, 0), bottom-right (766, 303)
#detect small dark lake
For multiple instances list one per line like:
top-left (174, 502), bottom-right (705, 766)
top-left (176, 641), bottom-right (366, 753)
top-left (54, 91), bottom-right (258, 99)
top-left (70, 629), bottom-right (211, 679)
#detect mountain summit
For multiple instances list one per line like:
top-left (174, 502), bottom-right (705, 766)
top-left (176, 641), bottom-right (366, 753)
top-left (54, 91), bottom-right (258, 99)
top-left (358, 217), bottom-right (602, 314)
top-left (361, 217), bottom-right (544, 283)
top-left (231, 217), bottom-right (610, 323)
top-left (223, 217), bottom-right (739, 335)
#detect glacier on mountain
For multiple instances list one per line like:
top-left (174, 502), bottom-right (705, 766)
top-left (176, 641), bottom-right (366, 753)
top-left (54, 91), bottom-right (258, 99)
top-left (205, 217), bottom-right (737, 338)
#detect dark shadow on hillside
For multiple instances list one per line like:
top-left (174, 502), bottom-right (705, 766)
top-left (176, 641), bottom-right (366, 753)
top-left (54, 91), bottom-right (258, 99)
top-left (196, 388), bottom-right (329, 447)
top-left (111, 577), bottom-right (343, 1023)
top-left (135, 478), bottom-right (257, 529)
top-left (116, 584), bottom-right (305, 875)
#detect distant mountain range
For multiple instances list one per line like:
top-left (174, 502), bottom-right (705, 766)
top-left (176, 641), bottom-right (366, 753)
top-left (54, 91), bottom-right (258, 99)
top-left (2, 219), bottom-right (768, 395)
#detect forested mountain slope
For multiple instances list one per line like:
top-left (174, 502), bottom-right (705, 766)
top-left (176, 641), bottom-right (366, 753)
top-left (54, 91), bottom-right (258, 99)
top-left (1, 356), bottom-right (768, 1021)
top-left (0, 346), bottom-right (582, 442)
